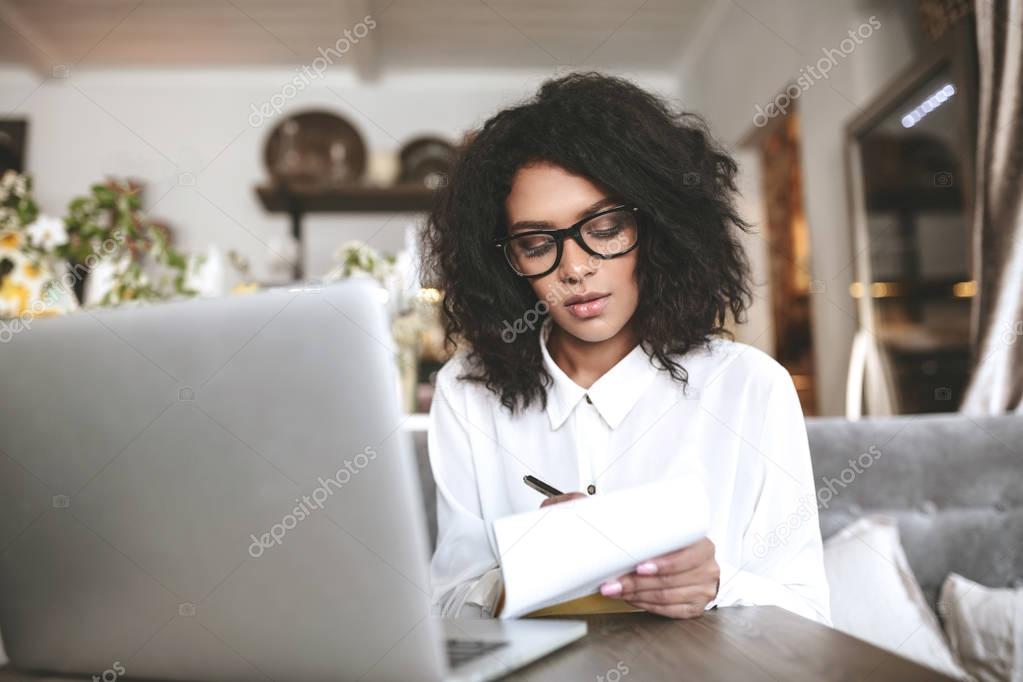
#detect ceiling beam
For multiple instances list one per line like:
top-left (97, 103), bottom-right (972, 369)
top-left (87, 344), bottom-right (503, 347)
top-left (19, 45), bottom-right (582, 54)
top-left (674, 0), bottom-right (730, 79)
top-left (348, 0), bottom-right (379, 82)
top-left (0, 0), bottom-right (64, 78)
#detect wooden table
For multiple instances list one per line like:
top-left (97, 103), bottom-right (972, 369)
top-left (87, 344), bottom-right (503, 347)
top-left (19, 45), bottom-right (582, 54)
top-left (504, 606), bottom-right (958, 681)
top-left (0, 606), bottom-right (957, 681)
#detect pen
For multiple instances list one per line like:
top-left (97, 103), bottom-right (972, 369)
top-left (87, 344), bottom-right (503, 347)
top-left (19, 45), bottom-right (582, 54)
top-left (523, 474), bottom-right (564, 498)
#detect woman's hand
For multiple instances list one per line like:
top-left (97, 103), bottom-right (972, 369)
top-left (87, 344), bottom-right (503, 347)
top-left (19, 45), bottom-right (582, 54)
top-left (599, 537), bottom-right (720, 619)
top-left (539, 492), bottom-right (587, 508)
top-left (535, 495), bottom-right (719, 618)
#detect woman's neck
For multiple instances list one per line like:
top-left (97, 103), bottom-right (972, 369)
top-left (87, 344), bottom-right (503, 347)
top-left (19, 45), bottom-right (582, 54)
top-left (546, 320), bottom-right (640, 389)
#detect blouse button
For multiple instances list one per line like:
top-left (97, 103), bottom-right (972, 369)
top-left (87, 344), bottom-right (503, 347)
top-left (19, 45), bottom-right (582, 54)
top-left (587, 484), bottom-right (597, 495)
top-left (585, 394), bottom-right (593, 404)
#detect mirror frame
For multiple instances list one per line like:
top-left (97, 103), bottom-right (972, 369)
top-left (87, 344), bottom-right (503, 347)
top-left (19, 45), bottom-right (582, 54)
top-left (842, 17), bottom-right (978, 415)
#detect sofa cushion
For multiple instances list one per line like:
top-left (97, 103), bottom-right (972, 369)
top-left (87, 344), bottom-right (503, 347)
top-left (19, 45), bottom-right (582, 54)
top-left (824, 516), bottom-right (969, 679)
top-left (806, 414), bottom-right (1023, 611)
top-left (939, 572), bottom-right (1023, 682)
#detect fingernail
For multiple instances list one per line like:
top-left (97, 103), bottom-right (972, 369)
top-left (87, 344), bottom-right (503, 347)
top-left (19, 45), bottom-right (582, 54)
top-left (600, 580), bottom-right (622, 597)
top-left (636, 561), bottom-right (658, 575)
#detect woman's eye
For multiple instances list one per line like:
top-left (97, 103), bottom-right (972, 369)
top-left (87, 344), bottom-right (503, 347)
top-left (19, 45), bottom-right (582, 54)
top-left (588, 225), bottom-right (623, 239)
top-left (523, 243), bottom-right (554, 258)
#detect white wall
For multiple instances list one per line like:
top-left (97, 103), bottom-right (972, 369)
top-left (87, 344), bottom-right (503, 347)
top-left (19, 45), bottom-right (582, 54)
top-left (0, 66), bottom-right (678, 282)
top-left (2, 2), bottom-right (930, 417)
top-left (730, 147), bottom-right (775, 358)
top-left (678, 0), bottom-right (925, 415)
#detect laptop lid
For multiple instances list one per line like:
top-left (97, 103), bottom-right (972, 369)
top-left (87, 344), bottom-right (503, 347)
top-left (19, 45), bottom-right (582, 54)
top-left (0, 280), bottom-right (446, 681)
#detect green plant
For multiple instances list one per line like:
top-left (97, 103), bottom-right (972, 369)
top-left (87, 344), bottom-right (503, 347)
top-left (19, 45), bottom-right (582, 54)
top-left (328, 240), bottom-right (396, 282)
top-left (0, 170), bottom-right (39, 235)
top-left (63, 179), bottom-right (200, 305)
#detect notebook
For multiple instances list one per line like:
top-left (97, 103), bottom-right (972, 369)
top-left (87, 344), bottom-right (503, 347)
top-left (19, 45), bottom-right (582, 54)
top-left (525, 593), bottom-right (643, 617)
top-left (494, 476), bottom-right (710, 619)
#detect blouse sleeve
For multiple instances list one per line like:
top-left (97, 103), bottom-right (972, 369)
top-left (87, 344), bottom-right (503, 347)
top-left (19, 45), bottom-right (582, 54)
top-left (427, 367), bottom-right (503, 618)
top-left (706, 367), bottom-right (832, 626)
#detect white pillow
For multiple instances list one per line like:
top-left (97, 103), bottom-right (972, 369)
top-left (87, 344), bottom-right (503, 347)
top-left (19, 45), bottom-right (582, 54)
top-left (823, 516), bottom-right (969, 680)
top-left (939, 572), bottom-right (1023, 682)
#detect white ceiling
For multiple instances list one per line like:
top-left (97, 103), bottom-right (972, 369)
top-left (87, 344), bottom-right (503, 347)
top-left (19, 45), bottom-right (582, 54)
top-left (0, 0), bottom-right (717, 78)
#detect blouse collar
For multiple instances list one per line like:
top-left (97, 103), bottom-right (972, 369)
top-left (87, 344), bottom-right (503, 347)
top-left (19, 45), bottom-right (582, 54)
top-left (539, 316), bottom-right (662, 431)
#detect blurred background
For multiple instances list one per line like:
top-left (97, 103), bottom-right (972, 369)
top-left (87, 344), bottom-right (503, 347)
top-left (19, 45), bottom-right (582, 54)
top-left (5, 4), bottom-right (1023, 679)
top-left (0, 0), bottom-right (1018, 420)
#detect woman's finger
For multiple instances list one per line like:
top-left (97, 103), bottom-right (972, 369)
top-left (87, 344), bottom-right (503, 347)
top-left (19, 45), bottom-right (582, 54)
top-left (633, 538), bottom-right (715, 576)
top-left (618, 583), bottom-right (717, 606)
top-left (603, 563), bottom-right (719, 596)
top-left (539, 492), bottom-right (586, 508)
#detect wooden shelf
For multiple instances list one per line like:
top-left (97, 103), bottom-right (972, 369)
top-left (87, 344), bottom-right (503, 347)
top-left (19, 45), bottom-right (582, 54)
top-left (256, 182), bottom-right (436, 214)
top-left (254, 182), bottom-right (438, 279)
top-left (866, 187), bottom-right (963, 212)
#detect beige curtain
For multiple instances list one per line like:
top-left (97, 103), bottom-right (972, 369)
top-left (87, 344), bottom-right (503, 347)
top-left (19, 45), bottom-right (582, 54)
top-left (961, 0), bottom-right (1023, 415)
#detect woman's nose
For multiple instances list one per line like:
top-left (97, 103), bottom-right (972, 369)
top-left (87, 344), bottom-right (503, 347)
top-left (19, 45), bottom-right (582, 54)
top-left (558, 237), bottom-right (594, 283)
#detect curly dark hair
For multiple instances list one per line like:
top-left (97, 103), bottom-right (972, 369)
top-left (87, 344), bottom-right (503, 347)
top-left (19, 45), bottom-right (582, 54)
top-left (420, 71), bottom-right (753, 415)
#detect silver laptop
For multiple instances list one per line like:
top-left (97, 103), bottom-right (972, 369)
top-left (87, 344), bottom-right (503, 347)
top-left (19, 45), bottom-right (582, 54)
top-left (0, 279), bottom-right (584, 681)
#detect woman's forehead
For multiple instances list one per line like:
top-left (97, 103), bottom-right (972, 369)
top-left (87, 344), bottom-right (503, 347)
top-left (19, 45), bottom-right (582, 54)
top-left (505, 162), bottom-right (613, 227)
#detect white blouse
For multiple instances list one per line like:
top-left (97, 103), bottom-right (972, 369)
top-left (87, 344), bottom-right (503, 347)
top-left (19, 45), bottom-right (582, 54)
top-left (427, 316), bottom-right (831, 625)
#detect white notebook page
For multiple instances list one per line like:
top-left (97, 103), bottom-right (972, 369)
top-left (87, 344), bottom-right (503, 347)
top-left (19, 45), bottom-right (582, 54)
top-left (495, 477), bottom-right (710, 619)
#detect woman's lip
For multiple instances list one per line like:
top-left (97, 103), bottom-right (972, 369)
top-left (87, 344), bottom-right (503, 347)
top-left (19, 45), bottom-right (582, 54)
top-left (565, 293), bottom-right (611, 319)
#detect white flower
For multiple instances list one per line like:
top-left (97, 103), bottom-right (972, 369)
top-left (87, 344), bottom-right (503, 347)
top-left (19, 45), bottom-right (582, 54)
top-left (332, 240), bottom-right (393, 280)
top-left (0, 170), bottom-right (17, 193)
top-left (25, 215), bottom-right (69, 250)
top-left (0, 171), bottom-right (28, 199)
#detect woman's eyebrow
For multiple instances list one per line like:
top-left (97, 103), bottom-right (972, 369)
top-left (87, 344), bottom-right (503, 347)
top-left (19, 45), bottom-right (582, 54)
top-left (508, 221), bottom-right (547, 233)
top-left (576, 197), bottom-right (613, 221)
top-left (508, 197), bottom-right (618, 233)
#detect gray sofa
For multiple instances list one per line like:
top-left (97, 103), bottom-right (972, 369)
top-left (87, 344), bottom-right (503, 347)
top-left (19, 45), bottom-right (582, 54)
top-left (412, 413), bottom-right (1023, 612)
top-left (806, 413), bottom-right (1023, 610)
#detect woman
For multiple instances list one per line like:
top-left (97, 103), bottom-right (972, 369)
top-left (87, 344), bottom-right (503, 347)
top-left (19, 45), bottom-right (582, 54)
top-left (420, 72), bottom-right (830, 624)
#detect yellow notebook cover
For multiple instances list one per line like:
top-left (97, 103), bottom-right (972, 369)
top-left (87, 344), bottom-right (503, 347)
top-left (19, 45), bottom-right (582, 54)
top-left (524, 593), bottom-right (643, 618)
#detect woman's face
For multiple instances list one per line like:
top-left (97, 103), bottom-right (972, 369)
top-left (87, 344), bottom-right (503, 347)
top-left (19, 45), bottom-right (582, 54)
top-left (504, 161), bottom-right (639, 344)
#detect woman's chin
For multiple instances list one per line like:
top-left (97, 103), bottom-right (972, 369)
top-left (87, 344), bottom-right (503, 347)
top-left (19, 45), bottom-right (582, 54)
top-left (550, 314), bottom-right (627, 344)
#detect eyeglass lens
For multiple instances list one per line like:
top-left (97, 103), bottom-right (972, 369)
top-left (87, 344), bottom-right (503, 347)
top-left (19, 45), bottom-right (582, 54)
top-left (504, 208), bottom-right (637, 276)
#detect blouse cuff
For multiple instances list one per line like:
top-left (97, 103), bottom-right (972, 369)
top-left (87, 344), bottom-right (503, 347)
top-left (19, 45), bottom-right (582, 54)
top-left (437, 568), bottom-right (504, 619)
top-left (704, 559), bottom-right (831, 627)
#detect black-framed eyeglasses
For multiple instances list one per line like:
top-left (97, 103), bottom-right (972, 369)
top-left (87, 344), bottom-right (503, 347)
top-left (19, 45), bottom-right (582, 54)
top-left (493, 204), bottom-right (640, 278)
